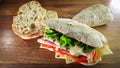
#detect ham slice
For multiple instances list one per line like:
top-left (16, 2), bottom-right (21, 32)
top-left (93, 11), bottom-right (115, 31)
top-left (38, 38), bottom-right (94, 63)
top-left (38, 39), bottom-right (93, 56)
top-left (38, 39), bottom-right (56, 47)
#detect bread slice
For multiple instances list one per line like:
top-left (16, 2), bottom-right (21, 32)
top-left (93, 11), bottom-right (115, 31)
top-left (44, 10), bottom-right (58, 20)
top-left (12, 1), bottom-right (58, 39)
top-left (72, 4), bottom-right (113, 27)
top-left (17, 1), bottom-right (42, 14)
top-left (45, 18), bottom-right (107, 48)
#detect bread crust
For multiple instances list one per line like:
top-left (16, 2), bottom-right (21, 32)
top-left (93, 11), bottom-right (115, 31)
top-left (45, 18), bottom-right (107, 48)
top-left (72, 4), bottom-right (113, 27)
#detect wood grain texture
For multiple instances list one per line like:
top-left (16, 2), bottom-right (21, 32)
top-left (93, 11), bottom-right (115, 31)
top-left (0, 0), bottom-right (120, 68)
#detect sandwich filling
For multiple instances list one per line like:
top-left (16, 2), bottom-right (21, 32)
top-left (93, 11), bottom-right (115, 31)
top-left (38, 28), bottom-right (113, 64)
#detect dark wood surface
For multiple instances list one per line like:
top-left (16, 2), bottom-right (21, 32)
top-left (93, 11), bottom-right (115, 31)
top-left (0, 0), bottom-right (120, 68)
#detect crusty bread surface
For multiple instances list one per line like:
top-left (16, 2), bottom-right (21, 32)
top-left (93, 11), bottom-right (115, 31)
top-left (72, 4), bottom-right (113, 27)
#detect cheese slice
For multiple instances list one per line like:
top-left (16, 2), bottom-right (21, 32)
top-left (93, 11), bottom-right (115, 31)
top-left (69, 45), bottom-right (83, 56)
top-left (99, 44), bottom-right (113, 55)
top-left (95, 44), bottom-right (113, 61)
top-left (64, 55), bottom-right (75, 64)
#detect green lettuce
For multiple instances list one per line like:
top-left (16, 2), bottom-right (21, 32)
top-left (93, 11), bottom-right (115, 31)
top-left (45, 28), bottom-right (96, 53)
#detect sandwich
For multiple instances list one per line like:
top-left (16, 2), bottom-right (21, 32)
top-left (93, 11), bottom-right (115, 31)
top-left (72, 4), bottom-right (113, 27)
top-left (37, 18), bottom-right (113, 65)
top-left (12, 1), bottom-right (58, 39)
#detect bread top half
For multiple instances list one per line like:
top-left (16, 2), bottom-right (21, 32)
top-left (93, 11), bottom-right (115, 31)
top-left (44, 18), bottom-right (107, 48)
top-left (72, 4), bottom-right (113, 27)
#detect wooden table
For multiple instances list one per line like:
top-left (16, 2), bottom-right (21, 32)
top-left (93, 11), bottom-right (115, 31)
top-left (0, 0), bottom-right (120, 68)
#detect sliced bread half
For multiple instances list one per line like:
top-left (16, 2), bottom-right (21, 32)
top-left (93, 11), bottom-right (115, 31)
top-left (72, 4), bottom-right (113, 27)
top-left (12, 1), bottom-right (58, 39)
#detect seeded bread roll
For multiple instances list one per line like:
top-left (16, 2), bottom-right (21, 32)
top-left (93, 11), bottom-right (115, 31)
top-left (12, 1), bottom-right (58, 39)
top-left (72, 4), bottom-right (113, 27)
top-left (45, 18), bottom-right (107, 48)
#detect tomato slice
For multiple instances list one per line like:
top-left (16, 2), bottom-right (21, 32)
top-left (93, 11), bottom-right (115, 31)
top-left (93, 50), bottom-right (99, 61)
top-left (56, 48), bottom-right (88, 63)
top-left (41, 44), bottom-right (55, 49)
top-left (70, 55), bottom-right (88, 63)
top-left (41, 43), bottom-right (88, 63)
top-left (57, 49), bottom-right (69, 55)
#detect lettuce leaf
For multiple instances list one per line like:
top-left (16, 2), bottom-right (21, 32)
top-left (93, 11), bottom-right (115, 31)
top-left (45, 28), bottom-right (96, 53)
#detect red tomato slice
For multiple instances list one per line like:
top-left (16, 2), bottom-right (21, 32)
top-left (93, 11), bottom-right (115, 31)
top-left (93, 50), bottom-right (99, 61)
top-left (41, 44), bottom-right (55, 49)
top-left (41, 43), bottom-right (88, 63)
top-left (70, 55), bottom-right (88, 63)
top-left (57, 49), bottom-right (69, 55)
